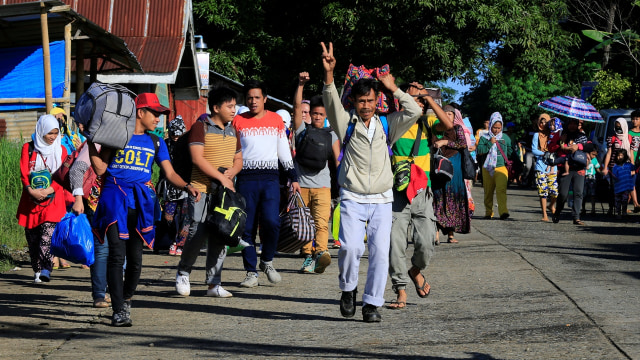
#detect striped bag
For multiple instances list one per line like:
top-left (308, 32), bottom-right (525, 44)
top-left (277, 192), bottom-right (315, 253)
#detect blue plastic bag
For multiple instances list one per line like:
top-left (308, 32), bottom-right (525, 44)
top-left (51, 213), bottom-right (95, 266)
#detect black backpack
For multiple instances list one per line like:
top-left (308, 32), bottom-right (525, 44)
top-left (295, 124), bottom-right (333, 171)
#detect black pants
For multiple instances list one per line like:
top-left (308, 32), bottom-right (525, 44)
top-left (107, 208), bottom-right (144, 313)
top-left (554, 171), bottom-right (585, 221)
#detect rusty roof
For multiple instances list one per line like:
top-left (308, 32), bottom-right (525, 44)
top-left (3, 0), bottom-right (190, 74)
top-left (0, 0), bottom-right (141, 72)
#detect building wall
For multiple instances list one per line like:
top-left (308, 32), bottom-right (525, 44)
top-left (0, 111), bottom-right (40, 142)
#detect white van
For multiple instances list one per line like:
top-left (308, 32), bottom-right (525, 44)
top-left (590, 108), bottom-right (635, 163)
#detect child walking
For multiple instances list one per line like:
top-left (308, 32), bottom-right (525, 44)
top-left (88, 93), bottom-right (200, 327)
top-left (583, 148), bottom-right (600, 215)
top-left (611, 149), bottom-right (636, 219)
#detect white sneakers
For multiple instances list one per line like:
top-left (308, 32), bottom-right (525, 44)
top-left (33, 272), bottom-right (42, 284)
top-left (206, 285), bottom-right (233, 298)
top-left (240, 272), bottom-right (259, 288)
top-left (259, 262), bottom-right (281, 284)
top-left (175, 272), bottom-right (191, 296)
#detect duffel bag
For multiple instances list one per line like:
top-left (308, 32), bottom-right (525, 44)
top-left (75, 82), bottom-right (137, 149)
top-left (277, 192), bottom-right (315, 253)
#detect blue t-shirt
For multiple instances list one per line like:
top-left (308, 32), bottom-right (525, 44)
top-left (107, 133), bottom-right (170, 183)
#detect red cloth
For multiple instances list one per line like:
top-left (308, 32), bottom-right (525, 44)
top-left (16, 142), bottom-right (68, 229)
top-left (406, 164), bottom-right (428, 203)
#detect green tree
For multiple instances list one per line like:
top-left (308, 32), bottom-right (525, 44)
top-left (193, 0), bottom-right (579, 101)
top-left (589, 70), bottom-right (640, 109)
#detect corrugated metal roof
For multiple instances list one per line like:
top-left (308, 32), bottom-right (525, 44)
top-left (4, 0), bottom-right (190, 74)
top-left (0, 1), bottom-right (141, 72)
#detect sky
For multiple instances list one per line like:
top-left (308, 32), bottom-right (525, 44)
top-left (444, 78), bottom-right (471, 103)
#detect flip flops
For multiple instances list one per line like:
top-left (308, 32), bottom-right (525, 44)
top-left (408, 269), bottom-right (431, 298)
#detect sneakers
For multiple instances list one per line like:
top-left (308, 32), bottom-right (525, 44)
top-left (340, 288), bottom-right (357, 318)
top-left (112, 309), bottom-right (132, 327)
top-left (362, 304), bottom-right (381, 323)
top-left (299, 255), bottom-right (315, 274)
top-left (169, 243), bottom-right (177, 256)
top-left (206, 285), bottom-right (233, 298)
top-left (240, 272), bottom-right (259, 288)
top-left (39, 269), bottom-right (51, 282)
top-left (259, 261), bottom-right (282, 283)
top-left (314, 251), bottom-right (331, 274)
top-left (33, 272), bottom-right (42, 284)
top-left (332, 240), bottom-right (342, 249)
top-left (175, 272), bottom-right (191, 296)
top-left (175, 247), bottom-right (183, 256)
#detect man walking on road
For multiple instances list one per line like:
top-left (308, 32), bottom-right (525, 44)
top-left (320, 42), bottom-right (422, 322)
top-left (387, 83), bottom-right (452, 309)
top-left (233, 80), bottom-right (301, 288)
top-left (175, 86), bottom-right (243, 298)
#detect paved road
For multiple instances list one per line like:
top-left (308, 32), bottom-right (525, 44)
top-left (0, 184), bottom-right (638, 359)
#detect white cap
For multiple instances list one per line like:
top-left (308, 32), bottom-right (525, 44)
top-left (276, 109), bottom-right (291, 128)
top-left (236, 105), bottom-right (250, 115)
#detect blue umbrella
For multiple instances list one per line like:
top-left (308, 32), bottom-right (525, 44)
top-left (538, 96), bottom-right (604, 123)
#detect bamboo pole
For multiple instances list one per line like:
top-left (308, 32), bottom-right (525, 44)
top-left (0, 98), bottom-right (70, 104)
top-left (40, 2), bottom-right (53, 112)
top-left (76, 41), bottom-right (85, 98)
top-left (63, 23), bottom-right (71, 117)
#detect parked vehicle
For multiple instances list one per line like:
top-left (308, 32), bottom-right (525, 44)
top-left (590, 108), bottom-right (635, 163)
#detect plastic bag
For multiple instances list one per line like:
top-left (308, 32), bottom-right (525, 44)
top-left (51, 212), bottom-right (95, 266)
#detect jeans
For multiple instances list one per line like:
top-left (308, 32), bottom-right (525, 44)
top-left (107, 208), bottom-right (144, 313)
top-left (237, 177), bottom-right (281, 272)
top-left (338, 198), bottom-right (392, 307)
top-left (555, 170), bottom-right (585, 221)
top-left (86, 207), bottom-right (109, 300)
top-left (90, 234), bottom-right (109, 300)
top-left (299, 187), bottom-right (332, 255)
top-left (177, 194), bottom-right (227, 285)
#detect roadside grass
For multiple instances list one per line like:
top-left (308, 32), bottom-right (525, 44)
top-left (0, 137), bottom-right (26, 272)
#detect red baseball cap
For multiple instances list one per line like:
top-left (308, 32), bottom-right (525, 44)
top-left (135, 93), bottom-right (171, 115)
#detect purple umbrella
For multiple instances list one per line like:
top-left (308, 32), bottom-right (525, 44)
top-left (538, 96), bottom-right (604, 123)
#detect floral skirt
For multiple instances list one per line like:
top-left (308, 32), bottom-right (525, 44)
top-left (433, 152), bottom-right (470, 234)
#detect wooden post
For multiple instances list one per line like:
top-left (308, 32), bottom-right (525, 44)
top-left (40, 2), bottom-right (53, 112)
top-left (90, 56), bottom-right (97, 84)
top-left (76, 41), bottom-right (85, 99)
top-left (64, 23), bottom-right (71, 117)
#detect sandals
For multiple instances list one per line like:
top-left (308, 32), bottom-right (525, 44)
top-left (447, 236), bottom-right (458, 243)
top-left (386, 300), bottom-right (406, 310)
top-left (93, 298), bottom-right (109, 308)
top-left (408, 269), bottom-right (431, 298)
top-left (573, 219), bottom-right (584, 225)
top-left (60, 262), bottom-right (71, 269)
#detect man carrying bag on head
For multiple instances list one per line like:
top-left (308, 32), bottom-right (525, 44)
top-left (320, 42), bottom-right (422, 323)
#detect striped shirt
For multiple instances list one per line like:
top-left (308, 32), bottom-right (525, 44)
top-left (189, 117), bottom-right (239, 193)
top-left (391, 119), bottom-right (431, 186)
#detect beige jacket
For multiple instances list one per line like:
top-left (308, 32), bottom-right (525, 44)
top-left (323, 82), bottom-right (421, 194)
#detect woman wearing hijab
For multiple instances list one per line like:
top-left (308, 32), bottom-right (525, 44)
top-left (551, 118), bottom-right (592, 224)
top-left (454, 109), bottom-right (476, 218)
top-left (431, 105), bottom-right (470, 243)
top-left (477, 112), bottom-right (512, 220)
top-left (602, 118), bottom-right (640, 214)
top-left (530, 114), bottom-right (558, 222)
top-left (16, 114), bottom-right (68, 283)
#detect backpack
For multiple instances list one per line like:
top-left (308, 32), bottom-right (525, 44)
top-left (75, 82), bottom-right (137, 149)
top-left (338, 114), bottom-right (391, 164)
top-left (52, 142), bottom-right (85, 192)
top-left (295, 124), bottom-right (333, 171)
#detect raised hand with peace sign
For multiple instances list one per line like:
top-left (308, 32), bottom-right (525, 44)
top-left (320, 42), bottom-right (335, 85)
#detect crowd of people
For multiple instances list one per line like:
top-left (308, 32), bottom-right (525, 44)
top-left (16, 42), bottom-right (640, 326)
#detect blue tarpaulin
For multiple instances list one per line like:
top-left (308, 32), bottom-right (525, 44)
top-left (0, 40), bottom-right (65, 111)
